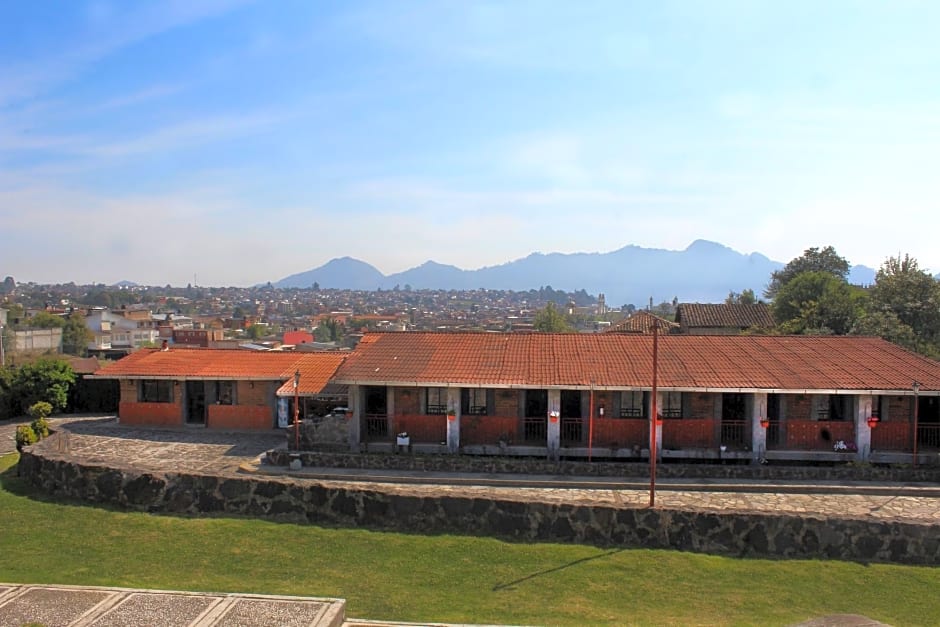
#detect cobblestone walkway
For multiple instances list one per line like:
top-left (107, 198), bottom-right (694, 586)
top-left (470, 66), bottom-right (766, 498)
top-left (11, 417), bottom-right (940, 524)
top-left (50, 417), bottom-right (285, 474)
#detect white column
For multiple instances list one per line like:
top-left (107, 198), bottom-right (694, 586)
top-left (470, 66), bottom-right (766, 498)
top-left (856, 394), bottom-right (873, 461)
top-left (446, 387), bottom-right (461, 453)
top-left (347, 384), bottom-right (361, 451)
top-left (752, 392), bottom-right (768, 463)
top-left (547, 389), bottom-right (561, 460)
top-left (386, 385), bottom-right (395, 438)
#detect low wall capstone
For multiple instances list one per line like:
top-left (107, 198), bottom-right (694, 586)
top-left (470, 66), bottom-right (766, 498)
top-left (17, 445), bottom-right (940, 566)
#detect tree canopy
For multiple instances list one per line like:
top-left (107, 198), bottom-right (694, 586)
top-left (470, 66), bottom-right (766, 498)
top-left (533, 302), bottom-right (573, 332)
top-left (765, 246), bottom-right (850, 299)
top-left (7, 358), bottom-right (76, 415)
top-left (772, 271), bottom-right (866, 335)
top-left (61, 314), bottom-right (91, 356)
top-left (27, 311), bottom-right (65, 329)
top-left (863, 254), bottom-right (940, 356)
top-left (726, 289), bottom-right (758, 305)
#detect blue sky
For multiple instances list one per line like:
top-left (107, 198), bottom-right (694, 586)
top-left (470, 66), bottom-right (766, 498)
top-left (2, 1), bottom-right (939, 287)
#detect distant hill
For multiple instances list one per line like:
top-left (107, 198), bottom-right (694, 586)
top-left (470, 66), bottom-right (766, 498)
top-left (275, 256), bottom-right (386, 291)
top-left (848, 265), bottom-right (876, 286)
top-left (274, 240), bottom-right (881, 306)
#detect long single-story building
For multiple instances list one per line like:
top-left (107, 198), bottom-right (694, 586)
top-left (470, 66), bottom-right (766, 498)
top-left (92, 347), bottom-right (347, 430)
top-left (93, 333), bottom-right (940, 464)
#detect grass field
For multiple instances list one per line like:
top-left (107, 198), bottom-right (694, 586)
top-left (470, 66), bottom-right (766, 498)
top-left (2, 452), bottom-right (939, 626)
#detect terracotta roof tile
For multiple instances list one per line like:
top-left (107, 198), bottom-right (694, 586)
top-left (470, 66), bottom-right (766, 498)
top-left (675, 303), bottom-right (775, 330)
top-left (94, 348), bottom-right (346, 396)
top-left (604, 311), bottom-right (676, 334)
top-left (332, 332), bottom-right (940, 393)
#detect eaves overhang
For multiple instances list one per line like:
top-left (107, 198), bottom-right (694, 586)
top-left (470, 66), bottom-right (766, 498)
top-left (329, 379), bottom-right (939, 395)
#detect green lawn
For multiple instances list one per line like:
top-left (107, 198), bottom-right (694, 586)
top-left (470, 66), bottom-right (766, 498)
top-left (2, 452), bottom-right (939, 626)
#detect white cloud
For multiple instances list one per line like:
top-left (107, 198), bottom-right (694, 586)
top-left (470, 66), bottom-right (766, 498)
top-left (0, 0), bottom-right (249, 107)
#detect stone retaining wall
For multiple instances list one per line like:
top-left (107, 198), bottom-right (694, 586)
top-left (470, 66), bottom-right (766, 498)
top-left (269, 450), bottom-right (940, 483)
top-left (18, 447), bottom-right (940, 565)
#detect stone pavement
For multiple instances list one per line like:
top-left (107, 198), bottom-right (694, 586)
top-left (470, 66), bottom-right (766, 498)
top-left (8, 416), bottom-right (940, 523)
top-left (0, 583), bottom-right (346, 627)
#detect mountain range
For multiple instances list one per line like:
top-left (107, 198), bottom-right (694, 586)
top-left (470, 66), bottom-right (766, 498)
top-left (274, 240), bottom-right (878, 307)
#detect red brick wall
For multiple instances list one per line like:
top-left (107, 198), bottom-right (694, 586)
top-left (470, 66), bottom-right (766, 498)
top-left (785, 420), bottom-right (855, 450)
top-left (688, 393), bottom-right (716, 419)
top-left (785, 395), bottom-right (813, 420)
top-left (871, 421), bottom-right (911, 452)
top-left (393, 414), bottom-right (447, 443)
top-left (590, 418), bottom-right (647, 449)
top-left (237, 381), bottom-right (271, 406)
top-left (886, 396), bottom-right (910, 422)
top-left (494, 390), bottom-right (519, 417)
top-left (592, 391), bottom-right (613, 417)
top-left (208, 405), bottom-right (274, 430)
top-left (119, 380), bottom-right (136, 404)
top-left (119, 401), bottom-right (182, 426)
top-left (395, 388), bottom-right (420, 414)
top-left (663, 418), bottom-right (715, 448)
top-left (461, 415), bottom-right (519, 445)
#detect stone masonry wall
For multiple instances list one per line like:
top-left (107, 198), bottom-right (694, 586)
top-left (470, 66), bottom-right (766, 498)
top-left (17, 446), bottom-right (940, 566)
top-left (269, 450), bottom-right (940, 483)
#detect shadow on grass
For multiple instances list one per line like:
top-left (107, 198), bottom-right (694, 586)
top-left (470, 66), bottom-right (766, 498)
top-left (491, 548), bottom-right (625, 591)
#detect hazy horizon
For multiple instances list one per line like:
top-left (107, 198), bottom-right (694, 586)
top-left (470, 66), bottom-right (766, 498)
top-left (3, 2), bottom-right (940, 285)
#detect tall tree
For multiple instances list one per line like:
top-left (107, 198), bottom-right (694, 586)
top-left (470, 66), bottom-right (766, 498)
top-left (533, 302), bottom-right (573, 332)
top-left (863, 254), bottom-right (940, 355)
top-left (772, 272), bottom-right (866, 335)
top-left (765, 246), bottom-right (850, 299)
top-left (61, 314), bottom-right (92, 356)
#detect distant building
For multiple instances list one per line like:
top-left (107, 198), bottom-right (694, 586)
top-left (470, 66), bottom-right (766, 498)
top-left (14, 328), bottom-right (63, 353)
top-left (674, 303), bottom-right (775, 335)
top-left (173, 328), bottom-right (225, 347)
top-left (283, 330), bottom-right (314, 346)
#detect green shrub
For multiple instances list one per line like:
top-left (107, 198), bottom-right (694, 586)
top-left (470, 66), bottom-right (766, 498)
top-left (28, 400), bottom-right (53, 419)
top-left (28, 401), bottom-right (53, 439)
top-left (30, 416), bottom-right (50, 439)
top-left (15, 424), bottom-right (38, 451)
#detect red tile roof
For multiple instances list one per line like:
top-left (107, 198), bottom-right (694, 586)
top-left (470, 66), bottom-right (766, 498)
top-left (604, 311), bottom-right (676, 334)
top-left (93, 348), bottom-right (346, 396)
top-left (675, 303), bottom-right (775, 330)
top-left (275, 352), bottom-right (350, 397)
top-left (332, 332), bottom-right (940, 393)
